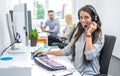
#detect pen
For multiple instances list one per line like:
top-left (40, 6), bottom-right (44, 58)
top-left (48, 47), bottom-right (52, 52)
top-left (32, 47), bottom-right (42, 54)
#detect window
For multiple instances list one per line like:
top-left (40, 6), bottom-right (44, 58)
top-left (19, 0), bottom-right (73, 20)
top-left (48, 0), bottom-right (72, 19)
top-left (33, 0), bottom-right (45, 19)
top-left (18, 0), bottom-right (73, 32)
top-left (19, 0), bottom-right (45, 20)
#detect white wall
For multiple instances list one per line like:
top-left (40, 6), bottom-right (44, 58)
top-left (98, 0), bottom-right (120, 58)
top-left (0, 0), bottom-right (18, 51)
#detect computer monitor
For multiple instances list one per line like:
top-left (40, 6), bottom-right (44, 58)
top-left (27, 11), bottom-right (32, 35)
top-left (6, 3), bottom-right (32, 53)
top-left (6, 12), bottom-right (16, 50)
top-left (13, 3), bottom-right (29, 46)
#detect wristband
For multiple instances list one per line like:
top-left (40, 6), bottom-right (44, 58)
top-left (86, 35), bottom-right (92, 37)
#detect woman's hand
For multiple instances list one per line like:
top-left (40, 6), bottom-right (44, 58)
top-left (87, 22), bottom-right (97, 35)
top-left (33, 51), bottom-right (48, 57)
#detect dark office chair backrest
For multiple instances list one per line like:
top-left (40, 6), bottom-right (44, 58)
top-left (99, 35), bottom-right (116, 75)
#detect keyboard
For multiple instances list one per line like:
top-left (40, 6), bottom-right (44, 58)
top-left (34, 55), bottom-right (66, 71)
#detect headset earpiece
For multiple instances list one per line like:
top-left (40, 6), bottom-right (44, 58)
top-left (89, 7), bottom-right (98, 22)
top-left (78, 9), bottom-right (80, 20)
top-left (78, 6), bottom-right (98, 22)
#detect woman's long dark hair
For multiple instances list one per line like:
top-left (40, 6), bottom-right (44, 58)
top-left (71, 5), bottom-right (102, 64)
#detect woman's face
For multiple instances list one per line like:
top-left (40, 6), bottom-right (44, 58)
top-left (79, 11), bottom-right (92, 29)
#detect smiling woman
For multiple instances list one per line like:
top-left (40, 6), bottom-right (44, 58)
top-left (34, 5), bottom-right (104, 76)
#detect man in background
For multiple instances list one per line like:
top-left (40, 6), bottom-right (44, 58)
top-left (40, 10), bottom-right (61, 46)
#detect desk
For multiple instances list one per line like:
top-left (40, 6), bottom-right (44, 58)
top-left (0, 46), bottom-right (81, 76)
top-left (0, 46), bottom-right (31, 76)
top-left (31, 55), bottom-right (81, 76)
top-left (30, 46), bottom-right (81, 76)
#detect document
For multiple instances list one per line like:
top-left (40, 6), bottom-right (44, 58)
top-left (31, 45), bottom-right (52, 54)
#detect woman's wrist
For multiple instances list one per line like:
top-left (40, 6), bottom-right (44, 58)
top-left (87, 32), bottom-right (91, 35)
top-left (86, 35), bottom-right (92, 37)
top-left (45, 51), bottom-right (49, 54)
top-left (86, 32), bottom-right (92, 37)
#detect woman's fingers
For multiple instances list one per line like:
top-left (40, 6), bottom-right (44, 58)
top-left (92, 22), bottom-right (97, 29)
top-left (33, 52), bottom-right (40, 56)
top-left (33, 52), bottom-right (47, 56)
top-left (87, 22), bottom-right (97, 34)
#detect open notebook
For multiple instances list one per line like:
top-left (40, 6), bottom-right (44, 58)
top-left (31, 45), bottom-right (52, 54)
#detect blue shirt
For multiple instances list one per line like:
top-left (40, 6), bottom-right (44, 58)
top-left (44, 19), bottom-right (60, 37)
top-left (62, 33), bottom-right (104, 76)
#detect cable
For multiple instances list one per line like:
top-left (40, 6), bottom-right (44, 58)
top-left (0, 30), bottom-right (21, 57)
top-left (0, 33), bottom-right (20, 57)
top-left (0, 41), bottom-right (16, 57)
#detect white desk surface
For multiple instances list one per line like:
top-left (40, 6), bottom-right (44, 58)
top-left (30, 45), bottom-right (81, 76)
top-left (0, 46), bottom-right (31, 76)
top-left (31, 55), bottom-right (81, 76)
top-left (0, 46), bottom-right (81, 76)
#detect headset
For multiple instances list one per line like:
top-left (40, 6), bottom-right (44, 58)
top-left (78, 6), bottom-right (98, 22)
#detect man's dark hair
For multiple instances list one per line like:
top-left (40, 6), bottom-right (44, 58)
top-left (48, 10), bottom-right (54, 13)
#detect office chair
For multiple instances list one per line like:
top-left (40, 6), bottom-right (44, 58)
top-left (51, 26), bottom-right (77, 49)
top-left (95, 35), bottom-right (116, 76)
top-left (51, 36), bottom-right (69, 49)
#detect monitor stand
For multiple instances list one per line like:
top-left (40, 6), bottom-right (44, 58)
top-left (8, 43), bottom-right (26, 54)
